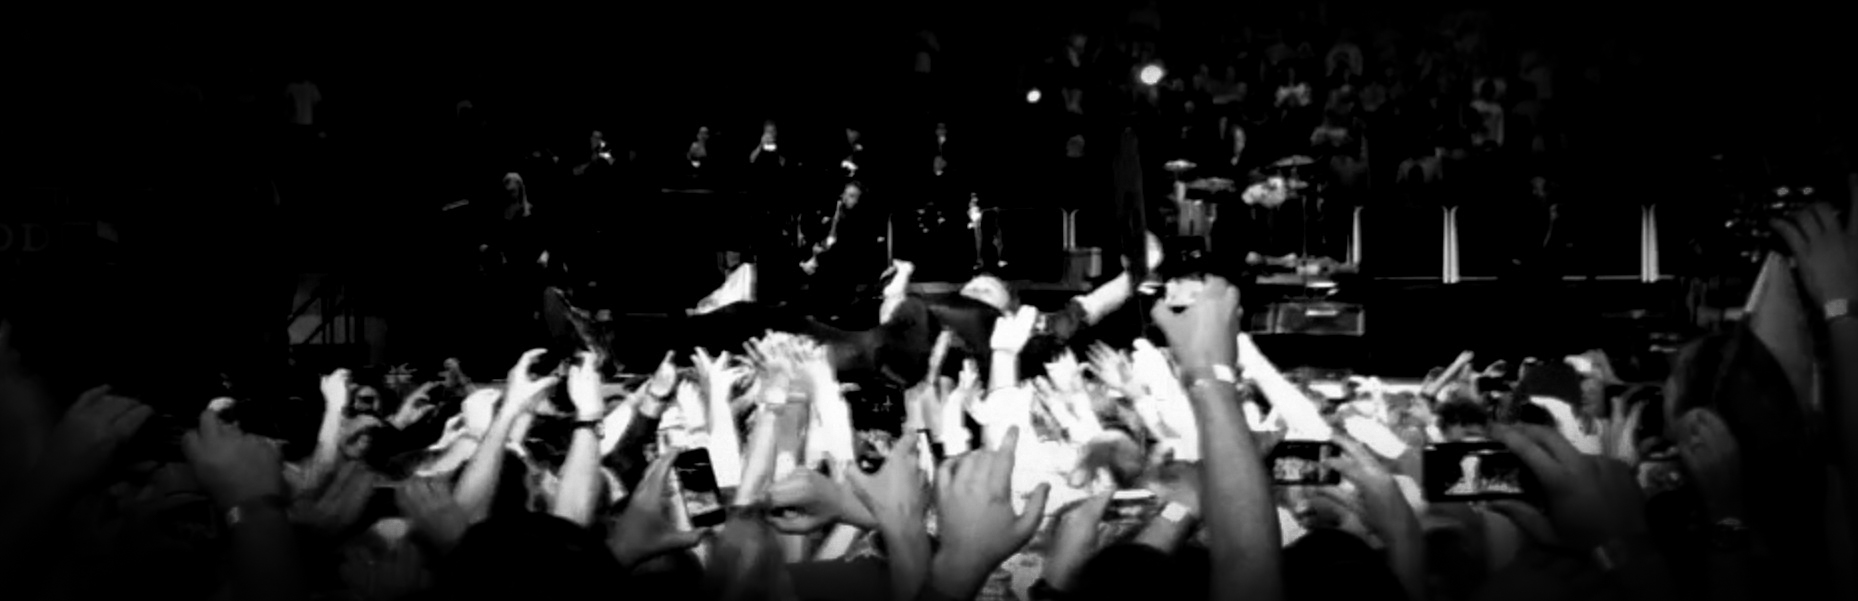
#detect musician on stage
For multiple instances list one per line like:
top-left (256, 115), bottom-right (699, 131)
top-left (795, 180), bottom-right (888, 322)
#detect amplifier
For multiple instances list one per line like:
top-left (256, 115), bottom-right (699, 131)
top-left (1267, 301), bottom-right (1365, 336)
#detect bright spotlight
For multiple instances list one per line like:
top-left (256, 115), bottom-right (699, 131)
top-left (1026, 88), bottom-right (1042, 104)
top-left (1138, 64), bottom-right (1165, 86)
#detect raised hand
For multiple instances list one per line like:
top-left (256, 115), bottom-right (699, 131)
top-left (990, 306), bottom-right (1040, 354)
top-left (646, 351), bottom-right (679, 399)
top-left (389, 382), bottom-right (440, 430)
top-left (396, 477), bottom-right (470, 550)
top-left (1045, 351), bottom-right (1086, 395)
top-left (846, 430), bottom-right (931, 525)
top-left (1491, 424), bottom-right (1649, 550)
top-left (183, 408), bottom-right (282, 507)
top-left (764, 466), bottom-right (873, 534)
top-left (1322, 435), bottom-right (1417, 539)
top-left (1773, 202), bottom-right (1858, 305)
top-left (505, 349), bottom-right (561, 415)
top-left (1086, 343), bottom-right (1137, 396)
top-left (1675, 408), bottom-right (1744, 520)
top-left (611, 450), bottom-right (711, 568)
top-left (930, 426), bottom-right (1051, 597)
top-left (692, 348), bottom-right (748, 396)
top-left (43, 385), bottom-right (153, 485)
top-left (566, 351), bottom-right (606, 421)
top-left (321, 369), bottom-right (353, 412)
top-left (1150, 275), bottom-right (1241, 373)
top-left (1042, 493), bottom-right (1113, 592)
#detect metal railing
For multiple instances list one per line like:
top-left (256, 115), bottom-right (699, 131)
top-left (289, 276), bottom-right (363, 347)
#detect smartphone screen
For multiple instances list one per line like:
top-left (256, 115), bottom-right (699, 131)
top-left (1423, 441), bottom-right (1539, 502)
top-left (1268, 441), bottom-right (1341, 486)
top-left (673, 449), bottom-right (728, 528)
top-left (1101, 489), bottom-right (1158, 527)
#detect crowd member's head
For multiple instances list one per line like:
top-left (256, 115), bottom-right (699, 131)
top-left (1071, 543), bottom-right (1205, 601)
top-left (439, 512), bottom-right (624, 600)
top-left (1283, 528), bottom-right (1407, 601)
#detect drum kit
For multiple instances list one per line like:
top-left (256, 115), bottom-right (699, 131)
top-left (1167, 154), bottom-right (1353, 279)
top-left (1170, 155), bottom-right (1315, 206)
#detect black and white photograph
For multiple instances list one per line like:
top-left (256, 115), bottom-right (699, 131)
top-left (2, 3), bottom-right (1852, 601)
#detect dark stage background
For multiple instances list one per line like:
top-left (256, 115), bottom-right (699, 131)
top-left (2, 2), bottom-right (1853, 392)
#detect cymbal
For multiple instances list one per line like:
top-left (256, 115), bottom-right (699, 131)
top-left (1185, 177), bottom-right (1236, 191)
top-left (1272, 155), bottom-right (1315, 167)
top-left (1165, 159), bottom-right (1198, 172)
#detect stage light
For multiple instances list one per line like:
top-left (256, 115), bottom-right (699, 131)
top-left (1026, 88), bottom-right (1042, 104)
top-left (1138, 64), bottom-right (1165, 86)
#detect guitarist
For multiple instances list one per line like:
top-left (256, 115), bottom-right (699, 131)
top-left (796, 180), bottom-right (888, 323)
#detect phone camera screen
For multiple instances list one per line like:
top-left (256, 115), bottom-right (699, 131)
top-left (1101, 490), bottom-right (1158, 526)
top-left (673, 450), bottom-right (727, 528)
top-left (1423, 442), bottom-right (1538, 502)
top-left (1269, 441), bottom-right (1341, 486)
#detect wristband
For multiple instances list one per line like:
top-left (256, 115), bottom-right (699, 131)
top-left (1186, 364), bottom-right (1240, 387)
top-left (573, 418), bottom-right (605, 438)
top-left (1159, 501), bottom-right (1195, 523)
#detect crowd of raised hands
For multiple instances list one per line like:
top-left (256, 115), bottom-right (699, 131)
top-left (1, 200), bottom-right (1855, 601)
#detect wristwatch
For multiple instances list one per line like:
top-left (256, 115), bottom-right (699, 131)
top-left (1826, 298), bottom-right (1852, 324)
top-left (573, 417), bottom-right (605, 438)
top-left (1189, 364), bottom-right (1241, 390)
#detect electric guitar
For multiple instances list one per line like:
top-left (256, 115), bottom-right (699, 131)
top-left (801, 200), bottom-right (847, 275)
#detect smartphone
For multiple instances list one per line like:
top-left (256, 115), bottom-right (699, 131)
top-left (672, 449), bottom-right (728, 528)
top-left (1423, 441), bottom-right (1540, 502)
top-left (1101, 489), bottom-right (1158, 526)
top-left (1269, 441), bottom-right (1342, 486)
